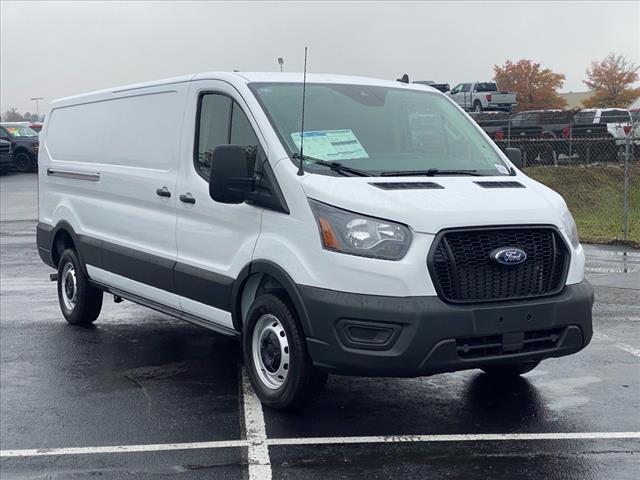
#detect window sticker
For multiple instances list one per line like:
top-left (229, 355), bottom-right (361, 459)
top-left (291, 129), bottom-right (369, 161)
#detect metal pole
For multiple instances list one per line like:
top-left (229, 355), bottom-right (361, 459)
top-left (568, 120), bottom-right (573, 165)
top-left (623, 138), bottom-right (630, 241)
top-left (30, 97), bottom-right (43, 119)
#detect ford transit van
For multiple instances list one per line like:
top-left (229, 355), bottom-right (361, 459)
top-left (37, 73), bottom-right (593, 410)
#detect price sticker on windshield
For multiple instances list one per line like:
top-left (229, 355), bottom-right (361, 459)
top-left (291, 129), bottom-right (369, 161)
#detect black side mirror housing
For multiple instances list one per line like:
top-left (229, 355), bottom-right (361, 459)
top-left (209, 145), bottom-right (254, 204)
top-left (505, 147), bottom-right (524, 169)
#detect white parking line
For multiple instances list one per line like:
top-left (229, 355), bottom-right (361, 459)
top-left (593, 332), bottom-right (640, 358)
top-left (0, 439), bottom-right (248, 458)
top-left (264, 431), bottom-right (640, 446)
top-left (240, 367), bottom-right (272, 480)
top-left (2, 432), bottom-right (638, 458)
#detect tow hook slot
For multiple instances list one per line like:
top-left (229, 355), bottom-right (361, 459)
top-left (502, 332), bottom-right (525, 352)
top-left (49, 273), bottom-right (58, 282)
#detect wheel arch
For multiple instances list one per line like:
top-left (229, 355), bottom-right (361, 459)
top-left (50, 221), bottom-right (81, 268)
top-left (231, 260), bottom-right (314, 336)
top-left (12, 146), bottom-right (32, 157)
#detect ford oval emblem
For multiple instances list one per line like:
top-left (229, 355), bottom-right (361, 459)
top-left (491, 247), bottom-right (527, 265)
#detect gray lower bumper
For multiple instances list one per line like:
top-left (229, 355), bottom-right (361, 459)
top-left (300, 281), bottom-right (594, 377)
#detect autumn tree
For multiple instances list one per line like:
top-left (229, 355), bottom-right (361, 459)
top-left (494, 59), bottom-right (567, 111)
top-left (583, 53), bottom-right (640, 108)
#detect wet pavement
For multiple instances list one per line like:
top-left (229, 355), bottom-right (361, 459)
top-left (1, 173), bottom-right (639, 479)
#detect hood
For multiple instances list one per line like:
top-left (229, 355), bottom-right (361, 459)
top-left (301, 174), bottom-right (566, 234)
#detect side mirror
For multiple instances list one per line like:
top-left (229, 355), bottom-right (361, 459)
top-left (209, 145), bottom-right (254, 204)
top-left (505, 147), bottom-right (523, 169)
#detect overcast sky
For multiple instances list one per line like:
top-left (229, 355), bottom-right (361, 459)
top-left (1, 0), bottom-right (638, 114)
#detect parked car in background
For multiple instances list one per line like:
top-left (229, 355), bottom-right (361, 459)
top-left (573, 109), bottom-right (633, 143)
top-left (0, 138), bottom-right (13, 172)
top-left (0, 122), bottom-right (40, 172)
top-left (29, 122), bottom-right (44, 133)
top-left (448, 82), bottom-right (517, 112)
top-left (468, 111), bottom-right (510, 141)
top-left (413, 80), bottom-right (451, 93)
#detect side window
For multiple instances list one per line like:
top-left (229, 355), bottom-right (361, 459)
top-left (451, 84), bottom-right (462, 94)
top-left (195, 94), bottom-right (259, 179)
top-left (196, 94), bottom-right (232, 178)
top-left (461, 84), bottom-right (472, 93)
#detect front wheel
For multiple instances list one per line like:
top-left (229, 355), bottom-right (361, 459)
top-left (481, 360), bottom-right (540, 378)
top-left (57, 249), bottom-right (103, 325)
top-left (14, 153), bottom-right (32, 173)
top-left (243, 294), bottom-right (327, 411)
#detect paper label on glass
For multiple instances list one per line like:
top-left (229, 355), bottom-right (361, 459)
top-left (291, 129), bottom-right (369, 161)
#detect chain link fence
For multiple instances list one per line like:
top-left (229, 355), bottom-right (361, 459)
top-left (471, 112), bottom-right (639, 247)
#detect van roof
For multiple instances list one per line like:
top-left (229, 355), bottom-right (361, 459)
top-left (51, 72), bottom-right (437, 107)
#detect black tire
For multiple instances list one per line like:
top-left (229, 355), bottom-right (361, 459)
top-left (473, 100), bottom-right (483, 112)
top-left (481, 360), bottom-right (540, 378)
top-left (14, 153), bottom-right (31, 173)
top-left (243, 293), bottom-right (325, 411)
top-left (57, 249), bottom-right (103, 325)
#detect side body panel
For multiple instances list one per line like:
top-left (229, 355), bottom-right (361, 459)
top-left (39, 82), bottom-right (191, 309)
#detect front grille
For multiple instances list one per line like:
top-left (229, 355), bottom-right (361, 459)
top-left (428, 226), bottom-right (568, 303)
top-left (456, 327), bottom-right (566, 359)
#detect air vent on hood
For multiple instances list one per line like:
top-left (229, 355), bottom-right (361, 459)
top-left (370, 182), bottom-right (444, 190)
top-left (474, 181), bottom-right (525, 189)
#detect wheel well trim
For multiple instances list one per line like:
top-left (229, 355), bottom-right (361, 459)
top-left (47, 221), bottom-right (88, 274)
top-left (12, 146), bottom-right (32, 156)
top-left (231, 260), bottom-right (314, 336)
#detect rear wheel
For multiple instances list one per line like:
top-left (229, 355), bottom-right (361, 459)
top-left (57, 249), bottom-right (103, 325)
top-left (481, 360), bottom-right (540, 378)
top-left (243, 293), bottom-right (327, 411)
top-left (473, 100), bottom-right (483, 112)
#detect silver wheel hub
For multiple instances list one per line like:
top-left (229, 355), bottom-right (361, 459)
top-left (61, 262), bottom-right (77, 311)
top-left (252, 314), bottom-right (290, 390)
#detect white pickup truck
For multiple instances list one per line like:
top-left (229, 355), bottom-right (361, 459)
top-left (449, 82), bottom-right (517, 112)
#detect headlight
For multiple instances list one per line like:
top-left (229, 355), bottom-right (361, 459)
top-left (309, 199), bottom-right (412, 260)
top-left (562, 209), bottom-right (580, 248)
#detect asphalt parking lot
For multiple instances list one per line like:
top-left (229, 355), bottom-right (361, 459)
top-left (1, 172), bottom-right (639, 479)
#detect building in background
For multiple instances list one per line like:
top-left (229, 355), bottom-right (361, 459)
top-left (560, 91), bottom-right (594, 109)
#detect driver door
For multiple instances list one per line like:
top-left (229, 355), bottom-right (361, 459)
top-left (175, 81), bottom-right (265, 329)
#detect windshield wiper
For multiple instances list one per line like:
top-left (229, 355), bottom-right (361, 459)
top-left (292, 153), bottom-right (372, 177)
top-left (380, 168), bottom-right (483, 177)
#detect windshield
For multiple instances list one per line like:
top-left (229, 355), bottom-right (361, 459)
top-left (3, 125), bottom-right (38, 138)
top-left (249, 83), bottom-right (509, 176)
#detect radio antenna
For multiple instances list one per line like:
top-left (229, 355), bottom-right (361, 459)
top-left (297, 46), bottom-right (308, 176)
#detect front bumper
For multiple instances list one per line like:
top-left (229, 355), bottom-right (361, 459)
top-left (301, 281), bottom-right (593, 377)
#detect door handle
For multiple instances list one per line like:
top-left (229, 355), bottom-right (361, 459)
top-left (156, 186), bottom-right (171, 198)
top-left (179, 193), bottom-right (196, 204)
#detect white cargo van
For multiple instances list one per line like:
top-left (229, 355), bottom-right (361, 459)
top-left (37, 73), bottom-right (593, 410)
